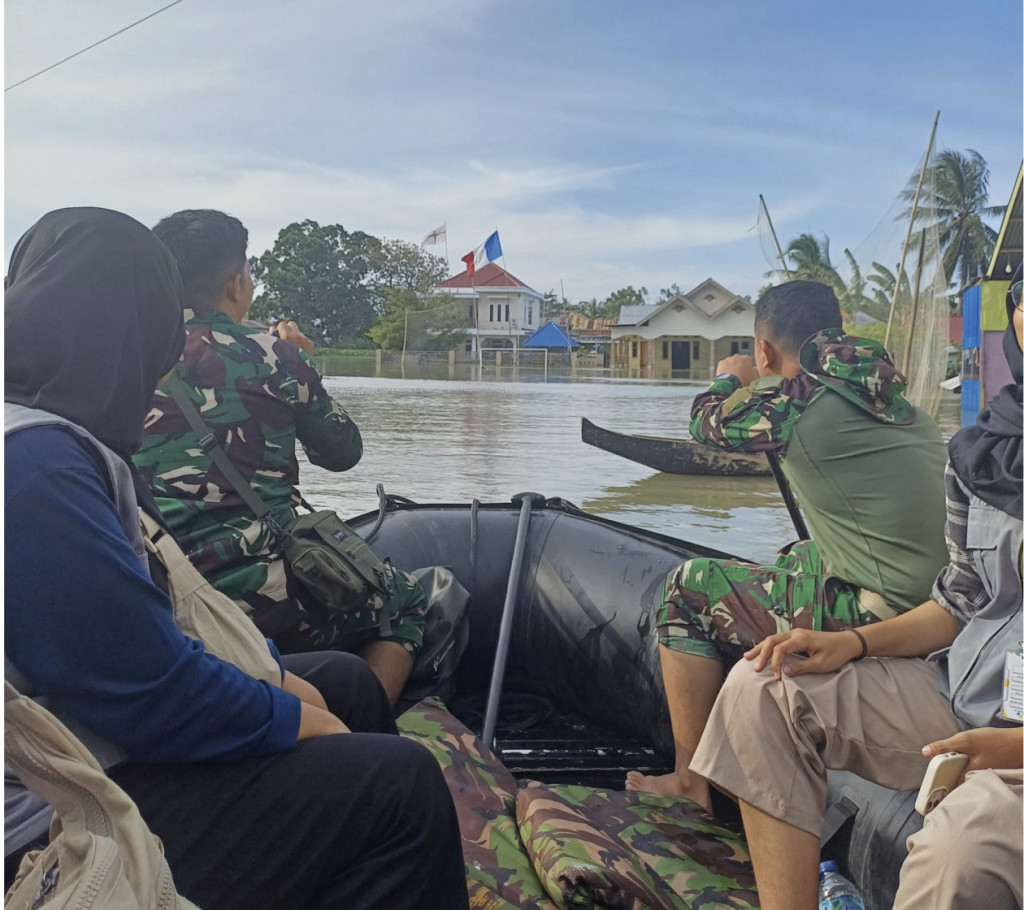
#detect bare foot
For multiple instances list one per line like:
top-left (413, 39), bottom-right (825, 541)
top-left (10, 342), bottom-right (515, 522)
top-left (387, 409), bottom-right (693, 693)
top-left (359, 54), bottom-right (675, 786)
top-left (625, 770), bottom-right (712, 813)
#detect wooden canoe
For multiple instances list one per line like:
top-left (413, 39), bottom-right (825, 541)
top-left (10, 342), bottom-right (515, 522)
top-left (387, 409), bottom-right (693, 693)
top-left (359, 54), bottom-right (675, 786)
top-left (581, 417), bottom-right (770, 477)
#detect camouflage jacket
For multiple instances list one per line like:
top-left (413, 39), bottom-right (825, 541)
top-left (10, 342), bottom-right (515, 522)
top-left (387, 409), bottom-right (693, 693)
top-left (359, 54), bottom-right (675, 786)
top-left (133, 312), bottom-right (362, 608)
top-left (689, 329), bottom-right (915, 454)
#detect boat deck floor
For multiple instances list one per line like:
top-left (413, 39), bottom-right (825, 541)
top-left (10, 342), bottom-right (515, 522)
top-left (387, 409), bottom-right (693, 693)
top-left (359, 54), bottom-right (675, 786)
top-left (443, 688), bottom-right (742, 825)
top-left (446, 690), bottom-right (665, 789)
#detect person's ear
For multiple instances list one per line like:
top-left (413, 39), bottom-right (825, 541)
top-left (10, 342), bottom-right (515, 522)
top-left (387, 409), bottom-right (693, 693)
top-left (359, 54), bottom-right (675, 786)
top-left (224, 272), bottom-right (243, 304)
top-left (755, 336), bottom-right (780, 375)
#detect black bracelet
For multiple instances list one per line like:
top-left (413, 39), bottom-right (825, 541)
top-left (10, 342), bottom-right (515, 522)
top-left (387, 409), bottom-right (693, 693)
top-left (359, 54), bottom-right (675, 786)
top-left (847, 628), bottom-right (868, 661)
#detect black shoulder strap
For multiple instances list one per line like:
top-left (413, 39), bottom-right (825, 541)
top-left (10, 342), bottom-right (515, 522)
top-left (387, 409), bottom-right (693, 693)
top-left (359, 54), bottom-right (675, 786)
top-left (163, 372), bottom-right (272, 522)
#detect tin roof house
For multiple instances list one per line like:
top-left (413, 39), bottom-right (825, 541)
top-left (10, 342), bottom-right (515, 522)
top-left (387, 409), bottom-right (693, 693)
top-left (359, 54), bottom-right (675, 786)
top-left (610, 278), bottom-right (754, 377)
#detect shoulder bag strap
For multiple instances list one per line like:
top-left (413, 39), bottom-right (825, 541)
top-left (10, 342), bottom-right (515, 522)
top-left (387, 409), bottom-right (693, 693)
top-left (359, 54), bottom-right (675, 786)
top-left (163, 371), bottom-right (274, 523)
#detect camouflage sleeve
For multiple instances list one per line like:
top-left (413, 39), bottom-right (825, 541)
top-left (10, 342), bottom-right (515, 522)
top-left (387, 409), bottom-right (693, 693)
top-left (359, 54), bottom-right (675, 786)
top-left (930, 464), bottom-right (984, 630)
top-left (275, 342), bottom-right (362, 472)
top-left (688, 375), bottom-right (807, 454)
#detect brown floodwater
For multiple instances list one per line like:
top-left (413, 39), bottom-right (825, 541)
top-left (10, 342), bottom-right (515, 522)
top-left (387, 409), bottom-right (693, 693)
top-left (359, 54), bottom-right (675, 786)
top-left (298, 362), bottom-right (961, 565)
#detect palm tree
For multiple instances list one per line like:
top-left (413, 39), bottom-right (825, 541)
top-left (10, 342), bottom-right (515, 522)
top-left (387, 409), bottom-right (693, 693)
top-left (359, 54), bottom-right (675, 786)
top-left (770, 234), bottom-right (872, 321)
top-left (900, 149), bottom-right (1005, 289)
top-left (864, 261), bottom-right (911, 323)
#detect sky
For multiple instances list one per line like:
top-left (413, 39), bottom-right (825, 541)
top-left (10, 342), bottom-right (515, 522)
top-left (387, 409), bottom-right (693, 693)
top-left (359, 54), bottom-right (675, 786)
top-left (4, 0), bottom-right (1022, 303)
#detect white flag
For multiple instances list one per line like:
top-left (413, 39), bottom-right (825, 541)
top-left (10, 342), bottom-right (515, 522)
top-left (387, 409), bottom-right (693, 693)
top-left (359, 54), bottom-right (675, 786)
top-left (421, 223), bottom-right (446, 247)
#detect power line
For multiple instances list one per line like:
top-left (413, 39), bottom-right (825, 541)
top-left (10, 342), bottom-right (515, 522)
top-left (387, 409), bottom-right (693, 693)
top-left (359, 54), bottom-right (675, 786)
top-left (5, 0), bottom-right (186, 92)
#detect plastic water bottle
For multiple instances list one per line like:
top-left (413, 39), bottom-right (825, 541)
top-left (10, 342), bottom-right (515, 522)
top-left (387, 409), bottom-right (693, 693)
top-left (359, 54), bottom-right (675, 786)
top-left (818, 861), bottom-right (865, 910)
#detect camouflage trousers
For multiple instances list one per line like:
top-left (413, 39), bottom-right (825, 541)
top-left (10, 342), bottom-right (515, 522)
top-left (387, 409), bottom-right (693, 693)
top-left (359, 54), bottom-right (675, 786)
top-left (272, 560), bottom-right (427, 658)
top-left (656, 540), bottom-right (895, 662)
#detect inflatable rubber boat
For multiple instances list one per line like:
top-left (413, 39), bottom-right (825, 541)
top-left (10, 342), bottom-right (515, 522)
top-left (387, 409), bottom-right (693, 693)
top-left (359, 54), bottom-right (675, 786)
top-left (348, 491), bottom-right (922, 910)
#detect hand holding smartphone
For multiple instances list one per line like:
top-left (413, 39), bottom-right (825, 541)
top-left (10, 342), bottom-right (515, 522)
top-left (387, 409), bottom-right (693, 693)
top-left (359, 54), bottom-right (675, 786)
top-left (914, 751), bottom-right (969, 816)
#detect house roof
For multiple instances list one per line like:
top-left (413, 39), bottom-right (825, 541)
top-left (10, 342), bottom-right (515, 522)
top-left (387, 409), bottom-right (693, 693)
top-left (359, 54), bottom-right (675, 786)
top-left (615, 279), bottom-right (750, 327)
top-left (439, 262), bottom-right (538, 293)
top-left (522, 321), bottom-right (579, 348)
top-left (617, 305), bottom-right (660, 326)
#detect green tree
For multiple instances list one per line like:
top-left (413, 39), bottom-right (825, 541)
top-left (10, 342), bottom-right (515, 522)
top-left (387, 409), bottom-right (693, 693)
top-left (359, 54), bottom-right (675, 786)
top-left (368, 239), bottom-right (448, 296)
top-left (366, 288), bottom-right (467, 351)
top-left (772, 234), bottom-right (872, 321)
top-left (250, 220), bottom-right (380, 346)
top-left (657, 283), bottom-right (682, 302)
top-left (901, 149), bottom-right (1005, 289)
top-left (541, 289), bottom-right (571, 319)
top-left (601, 285), bottom-right (648, 320)
top-left (863, 261), bottom-right (912, 324)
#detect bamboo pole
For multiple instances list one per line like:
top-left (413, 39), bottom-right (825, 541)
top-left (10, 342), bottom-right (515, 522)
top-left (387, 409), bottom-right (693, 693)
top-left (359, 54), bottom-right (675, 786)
top-left (884, 110), bottom-right (940, 350)
top-left (901, 228), bottom-right (928, 373)
top-left (760, 194), bottom-right (792, 279)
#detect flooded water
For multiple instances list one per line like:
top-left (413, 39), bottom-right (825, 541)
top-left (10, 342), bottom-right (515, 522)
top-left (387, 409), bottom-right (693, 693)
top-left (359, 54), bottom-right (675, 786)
top-left (299, 362), bottom-right (961, 565)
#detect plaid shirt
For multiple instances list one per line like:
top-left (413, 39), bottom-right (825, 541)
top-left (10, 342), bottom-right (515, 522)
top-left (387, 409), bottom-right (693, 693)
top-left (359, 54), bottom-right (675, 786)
top-left (931, 463), bottom-right (992, 628)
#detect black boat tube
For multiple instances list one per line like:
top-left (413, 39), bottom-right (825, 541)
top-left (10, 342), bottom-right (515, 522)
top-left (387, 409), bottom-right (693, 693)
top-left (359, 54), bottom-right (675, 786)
top-left (765, 452), bottom-right (810, 540)
top-left (482, 492), bottom-right (544, 749)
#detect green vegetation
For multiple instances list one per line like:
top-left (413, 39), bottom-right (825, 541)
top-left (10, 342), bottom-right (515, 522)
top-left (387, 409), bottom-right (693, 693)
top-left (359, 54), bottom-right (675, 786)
top-left (900, 149), bottom-right (1005, 289)
top-left (250, 221), bottom-right (447, 348)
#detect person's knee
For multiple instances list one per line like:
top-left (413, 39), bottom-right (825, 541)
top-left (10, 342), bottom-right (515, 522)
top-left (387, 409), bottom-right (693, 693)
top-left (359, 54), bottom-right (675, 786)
top-left (715, 659), bottom-right (784, 729)
top-left (285, 650), bottom-right (388, 716)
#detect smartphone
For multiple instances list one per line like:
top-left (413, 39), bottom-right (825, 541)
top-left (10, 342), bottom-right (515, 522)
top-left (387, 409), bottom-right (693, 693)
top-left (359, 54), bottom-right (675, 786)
top-left (914, 751), bottom-right (969, 816)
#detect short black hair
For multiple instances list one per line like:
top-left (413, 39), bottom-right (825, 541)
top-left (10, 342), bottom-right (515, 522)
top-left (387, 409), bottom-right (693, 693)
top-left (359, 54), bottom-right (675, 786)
top-left (151, 209), bottom-right (248, 313)
top-left (754, 280), bottom-right (842, 354)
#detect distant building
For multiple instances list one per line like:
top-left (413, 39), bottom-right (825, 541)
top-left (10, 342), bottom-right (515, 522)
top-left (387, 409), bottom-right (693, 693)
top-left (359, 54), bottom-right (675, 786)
top-left (438, 263), bottom-right (543, 354)
top-left (610, 278), bottom-right (754, 377)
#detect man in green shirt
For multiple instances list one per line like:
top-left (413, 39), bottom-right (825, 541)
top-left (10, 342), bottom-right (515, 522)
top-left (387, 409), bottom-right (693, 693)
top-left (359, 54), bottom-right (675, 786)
top-left (627, 280), bottom-right (949, 811)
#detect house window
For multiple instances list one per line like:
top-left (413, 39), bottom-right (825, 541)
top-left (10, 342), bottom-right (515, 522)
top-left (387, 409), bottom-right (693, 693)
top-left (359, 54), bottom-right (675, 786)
top-left (527, 305), bottom-right (533, 324)
top-left (504, 304), bottom-right (510, 322)
top-left (662, 341), bottom-right (669, 359)
top-left (693, 342), bottom-right (700, 359)
top-left (465, 340), bottom-right (473, 352)
top-left (489, 304), bottom-right (494, 322)
top-left (631, 342), bottom-right (638, 358)
top-left (468, 303), bottom-right (474, 321)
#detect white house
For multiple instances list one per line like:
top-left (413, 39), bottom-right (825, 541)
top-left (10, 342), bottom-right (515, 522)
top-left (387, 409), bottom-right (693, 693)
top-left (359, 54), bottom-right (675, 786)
top-left (611, 278), bottom-right (754, 377)
top-left (438, 263), bottom-right (544, 353)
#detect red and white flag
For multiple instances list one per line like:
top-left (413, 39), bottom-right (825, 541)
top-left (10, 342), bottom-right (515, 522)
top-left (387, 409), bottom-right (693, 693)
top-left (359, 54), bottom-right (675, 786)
top-left (421, 223), bottom-right (446, 247)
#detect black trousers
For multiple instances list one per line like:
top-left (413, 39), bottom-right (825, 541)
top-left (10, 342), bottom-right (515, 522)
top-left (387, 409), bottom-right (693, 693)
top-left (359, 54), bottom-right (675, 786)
top-left (110, 652), bottom-right (469, 910)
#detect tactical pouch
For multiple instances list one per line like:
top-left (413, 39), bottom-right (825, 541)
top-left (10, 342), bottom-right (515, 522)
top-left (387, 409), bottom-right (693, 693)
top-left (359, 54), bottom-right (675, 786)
top-left (281, 510), bottom-right (392, 615)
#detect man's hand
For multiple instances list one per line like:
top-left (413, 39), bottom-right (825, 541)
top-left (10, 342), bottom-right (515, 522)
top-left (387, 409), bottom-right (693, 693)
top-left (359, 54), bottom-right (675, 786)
top-left (745, 629), bottom-right (863, 681)
top-left (297, 702), bottom-right (350, 740)
top-left (275, 320), bottom-right (315, 357)
top-left (922, 727), bottom-right (1023, 773)
top-left (715, 354), bottom-right (758, 386)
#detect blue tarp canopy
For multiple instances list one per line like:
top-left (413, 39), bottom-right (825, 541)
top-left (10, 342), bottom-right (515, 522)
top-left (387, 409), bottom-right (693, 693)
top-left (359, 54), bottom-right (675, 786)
top-left (522, 322), bottom-right (579, 348)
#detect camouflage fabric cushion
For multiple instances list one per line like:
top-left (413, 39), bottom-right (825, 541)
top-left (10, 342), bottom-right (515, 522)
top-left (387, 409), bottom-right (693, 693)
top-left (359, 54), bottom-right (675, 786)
top-left (516, 783), bottom-right (759, 910)
top-left (398, 699), bottom-right (558, 910)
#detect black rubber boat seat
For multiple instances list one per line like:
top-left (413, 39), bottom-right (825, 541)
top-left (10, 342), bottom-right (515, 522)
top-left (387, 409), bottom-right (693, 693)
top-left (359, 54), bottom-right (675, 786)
top-left (822, 771), bottom-right (923, 910)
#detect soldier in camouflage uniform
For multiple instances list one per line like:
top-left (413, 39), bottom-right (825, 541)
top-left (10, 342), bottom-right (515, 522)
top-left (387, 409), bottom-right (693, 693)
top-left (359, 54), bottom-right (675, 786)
top-left (627, 280), bottom-right (950, 811)
top-left (134, 210), bottom-right (425, 704)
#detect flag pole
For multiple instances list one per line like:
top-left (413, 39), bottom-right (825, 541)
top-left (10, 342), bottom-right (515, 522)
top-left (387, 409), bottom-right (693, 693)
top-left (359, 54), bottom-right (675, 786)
top-left (443, 222), bottom-right (449, 273)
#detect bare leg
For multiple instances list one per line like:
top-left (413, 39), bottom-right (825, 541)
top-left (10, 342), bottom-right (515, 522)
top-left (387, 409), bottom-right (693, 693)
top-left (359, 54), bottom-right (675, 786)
top-left (625, 646), bottom-right (722, 811)
top-left (739, 799), bottom-right (819, 910)
top-left (358, 640), bottom-right (413, 706)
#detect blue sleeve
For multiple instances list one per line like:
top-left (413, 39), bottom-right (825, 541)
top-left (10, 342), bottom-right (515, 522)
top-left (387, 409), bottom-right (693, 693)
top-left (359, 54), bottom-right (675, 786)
top-left (5, 426), bottom-right (302, 764)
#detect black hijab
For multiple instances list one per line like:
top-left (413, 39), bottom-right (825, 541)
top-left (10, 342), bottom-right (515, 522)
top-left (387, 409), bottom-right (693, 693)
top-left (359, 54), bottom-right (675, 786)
top-left (5, 207), bottom-right (186, 460)
top-left (947, 263), bottom-right (1023, 518)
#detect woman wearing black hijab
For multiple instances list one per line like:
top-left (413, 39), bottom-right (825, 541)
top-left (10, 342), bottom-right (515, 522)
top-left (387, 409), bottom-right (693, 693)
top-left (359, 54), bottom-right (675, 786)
top-left (5, 208), bottom-right (468, 910)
